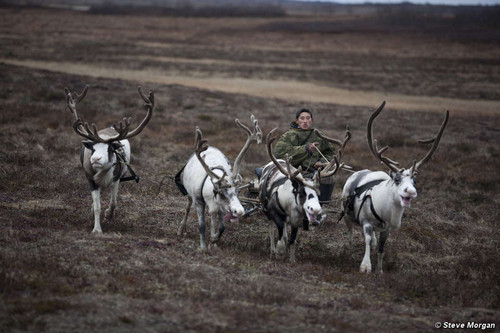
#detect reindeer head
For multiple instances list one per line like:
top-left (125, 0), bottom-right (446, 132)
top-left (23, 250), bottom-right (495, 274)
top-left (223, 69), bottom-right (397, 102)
top-left (194, 119), bottom-right (260, 223)
top-left (65, 85), bottom-right (154, 172)
top-left (367, 101), bottom-right (449, 208)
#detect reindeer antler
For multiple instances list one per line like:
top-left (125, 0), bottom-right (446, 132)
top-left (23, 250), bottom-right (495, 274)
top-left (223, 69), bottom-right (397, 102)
top-left (120, 86), bottom-right (154, 140)
top-left (410, 110), bottom-right (449, 176)
top-left (65, 85), bottom-right (110, 143)
top-left (66, 85), bottom-right (154, 143)
top-left (314, 125), bottom-right (351, 178)
top-left (194, 127), bottom-right (227, 182)
top-left (232, 114), bottom-right (262, 179)
top-left (367, 101), bottom-right (449, 176)
top-left (65, 85), bottom-right (88, 121)
top-left (266, 128), bottom-right (302, 180)
top-left (367, 101), bottom-right (404, 173)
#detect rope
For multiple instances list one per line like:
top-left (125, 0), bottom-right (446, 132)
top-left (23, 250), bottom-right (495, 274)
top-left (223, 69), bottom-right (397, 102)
top-left (316, 148), bottom-right (330, 163)
top-left (156, 174), bottom-right (178, 196)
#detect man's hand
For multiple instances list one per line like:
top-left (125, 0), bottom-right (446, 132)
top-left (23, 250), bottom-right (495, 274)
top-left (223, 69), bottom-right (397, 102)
top-left (314, 161), bottom-right (327, 169)
top-left (308, 142), bottom-right (319, 152)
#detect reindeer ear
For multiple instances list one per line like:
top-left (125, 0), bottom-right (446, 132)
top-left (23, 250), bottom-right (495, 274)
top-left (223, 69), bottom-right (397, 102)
top-left (291, 178), bottom-right (303, 195)
top-left (111, 142), bottom-right (123, 151)
top-left (82, 140), bottom-right (94, 150)
top-left (390, 171), bottom-right (402, 185)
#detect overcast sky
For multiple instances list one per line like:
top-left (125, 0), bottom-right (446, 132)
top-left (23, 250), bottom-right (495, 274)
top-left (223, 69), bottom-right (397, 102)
top-left (297, 0), bottom-right (500, 5)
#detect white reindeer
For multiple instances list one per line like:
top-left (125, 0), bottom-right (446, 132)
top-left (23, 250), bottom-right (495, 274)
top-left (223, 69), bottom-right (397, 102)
top-left (261, 127), bottom-right (350, 263)
top-left (341, 101), bottom-right (449, 273)
top-left (177, 115), bottom-right (262, 250)
top-left (65, 85), bottom-right (154, 233)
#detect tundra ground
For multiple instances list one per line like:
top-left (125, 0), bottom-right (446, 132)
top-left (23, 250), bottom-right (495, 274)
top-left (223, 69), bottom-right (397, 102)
top-left (0, 7), bottom-right (499, 332)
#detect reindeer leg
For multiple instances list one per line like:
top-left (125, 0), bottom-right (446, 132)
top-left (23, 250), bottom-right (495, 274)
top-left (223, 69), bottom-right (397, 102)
top-left (270, 211), bottom-right (287, 260)
top-left (209, 211), bottom-right (217, 242)
top-left (211, 211), bottom-right (225, 244)
top-left (289, 225), bottom-right (298, 264)
top-left (105, 181), bottom-right (120, 219)
top-left (360, 222), bottom-right (373, 273)
top-left (376, 230), bottom-right (389, 274)
top-left (177, 196), bottom-right (192, 237)
top-left (91, 189), bottom-right (102, 234)
top-left (343, 216), bottom-right (355, 251)
top-left (371, 230), bottom-right (378, 250)
top-left (195, 202), bottom-right (208, 251)
top-left (269, 222), bottom-right (276, 259)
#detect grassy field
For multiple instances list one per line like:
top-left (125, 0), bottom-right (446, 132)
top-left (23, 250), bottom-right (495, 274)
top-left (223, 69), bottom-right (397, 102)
top-left (0, 6), bottom-right (499, 332)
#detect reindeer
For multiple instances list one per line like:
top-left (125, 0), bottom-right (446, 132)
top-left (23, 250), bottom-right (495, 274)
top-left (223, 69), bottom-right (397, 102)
top-left (177, 115), bottom-right (262, 250)
top-left (261, 126), bottom-right (350, 263)
top-left (341, 101), bottom-right (449, 273)
top-left (65, 85), bottom-right (154, 234)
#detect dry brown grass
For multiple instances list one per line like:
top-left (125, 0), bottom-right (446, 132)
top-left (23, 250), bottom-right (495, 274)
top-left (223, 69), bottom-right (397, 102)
top-left (0, 7), bottom-right (499, 332)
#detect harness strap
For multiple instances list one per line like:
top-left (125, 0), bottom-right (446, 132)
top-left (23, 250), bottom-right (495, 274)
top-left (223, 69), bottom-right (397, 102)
top-left (260, 165), bottom-right (289, 218)
top-left (369, 196), bottom-right (386, 226)
top-left (354, 180), bottom-right (385, 197)
top-left (356, 193), bottom-right (370, 223)
top-left (355, 194), bottom-right (386, 227)
top-left (270, 178), bottom-right (288, 217)
top-left (112, 146), bottom-right (139, 183)
top-left (120, 165), bottom-right (139, 183)
top-left (174, 164), bottom-right (188, 195)
top-left (199, 166), bottom-right (226, 204)
top-left (341, 178), bottom-right (386, 225)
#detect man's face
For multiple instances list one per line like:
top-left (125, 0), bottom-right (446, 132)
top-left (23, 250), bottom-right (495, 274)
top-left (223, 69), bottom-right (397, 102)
top-left (297, 112), bottom-right (313, 130)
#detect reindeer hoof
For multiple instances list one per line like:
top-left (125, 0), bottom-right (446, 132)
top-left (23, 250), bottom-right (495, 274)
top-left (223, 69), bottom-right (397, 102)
top-left (105, 208), bottom-right (114, 219)
top-left (91, 228), bottom-right (103, 234)
top-left (360, 266), bottom-right (372, 274)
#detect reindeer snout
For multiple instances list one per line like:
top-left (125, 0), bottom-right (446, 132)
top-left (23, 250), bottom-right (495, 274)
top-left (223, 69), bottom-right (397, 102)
top-left (233, 206), bottom-right (244, 217)
top-left (306, 204), bottom-right (321, 215)
top-left (304, 202), bottom-right (322, 223)
top-left (404, 187), bottom-right (417, 197)
top-left (92, 156), bottom-right (102, 163)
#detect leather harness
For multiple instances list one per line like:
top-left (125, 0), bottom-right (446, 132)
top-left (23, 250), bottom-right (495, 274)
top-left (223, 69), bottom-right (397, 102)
top-left (260, 166), bottom-right (302, 219)
top-left (111, 145), bottom-right (139, 183)
top-left (199, 166), bottom-right (227, 204)
top-left (342, 177), bottom-right (387, 227)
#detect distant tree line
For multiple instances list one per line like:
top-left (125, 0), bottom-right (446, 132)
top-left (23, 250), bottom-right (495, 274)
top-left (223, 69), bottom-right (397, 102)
top-left (375, 3), bottom-right (500, 29)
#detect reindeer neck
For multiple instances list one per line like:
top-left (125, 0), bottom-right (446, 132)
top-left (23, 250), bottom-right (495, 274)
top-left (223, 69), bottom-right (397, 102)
top-left (370, 181), bottom-right (405, 229)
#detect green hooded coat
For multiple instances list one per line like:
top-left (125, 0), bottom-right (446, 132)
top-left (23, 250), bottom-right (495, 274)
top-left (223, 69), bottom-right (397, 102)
top-left (274, 122), bottom-right (336, 174)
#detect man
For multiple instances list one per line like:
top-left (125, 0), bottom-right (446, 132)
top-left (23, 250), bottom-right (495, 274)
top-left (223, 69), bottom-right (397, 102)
top-left (274, 108), bottom-right (336, 228)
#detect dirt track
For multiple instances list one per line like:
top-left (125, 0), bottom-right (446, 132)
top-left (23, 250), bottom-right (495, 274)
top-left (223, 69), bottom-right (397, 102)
top-left (2, 58), bottom-right (498, 115)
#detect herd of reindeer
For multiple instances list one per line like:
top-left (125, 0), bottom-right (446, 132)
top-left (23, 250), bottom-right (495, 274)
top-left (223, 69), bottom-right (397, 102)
top-left (65, 85), bottom-right (449, 274)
